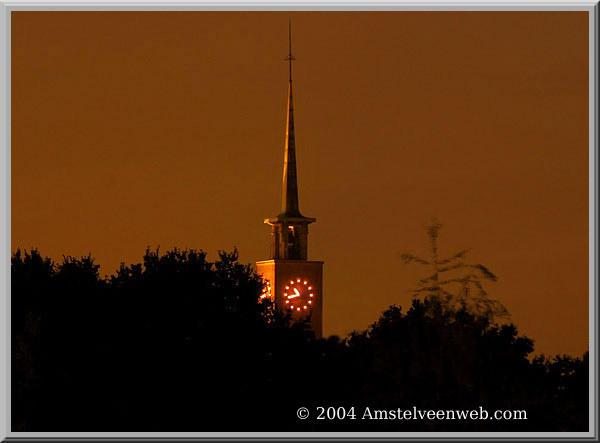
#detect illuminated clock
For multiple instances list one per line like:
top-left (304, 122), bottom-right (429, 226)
top-left (283, 277), bottom-right (315, 312)
top-left (260, 280), bottom-right (273, 301)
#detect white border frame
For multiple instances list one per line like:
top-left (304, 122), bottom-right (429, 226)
top-left (0, 1), bottom-right (597, 440)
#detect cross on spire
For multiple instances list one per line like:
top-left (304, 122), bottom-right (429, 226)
top-left (284, 19), bottom-right (295, 82)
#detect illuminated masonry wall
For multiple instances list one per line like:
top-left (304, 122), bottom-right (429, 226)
top-left (256, 259), bottom-right (324, 338)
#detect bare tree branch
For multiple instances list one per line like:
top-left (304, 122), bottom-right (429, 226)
top-left (401, 219), bottom-right (509, 322)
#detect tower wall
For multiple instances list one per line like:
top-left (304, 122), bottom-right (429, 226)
top-left (256, 259), bottom-right (323, 338)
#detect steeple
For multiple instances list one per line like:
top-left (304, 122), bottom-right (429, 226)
top-left (281, 19), bottom-right (301, 218)
top-left (257, 21), bottom-right (324, 339)
top-left (265, 20), bottom-right (315, 261)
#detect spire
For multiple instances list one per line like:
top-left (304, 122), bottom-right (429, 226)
top-left (286, 18), bottom-right (294, 82)
top-left (264, 20), bottom-right (315, 260)
top-left (281, 19), bottom-right (301, 217)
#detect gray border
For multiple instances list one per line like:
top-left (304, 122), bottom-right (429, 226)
top-left (2, 0), bottom-right (9, 441)
top-left (1, 3), bottom-right (598, 10)
top-left (0, 2), bottom-right (597, 440)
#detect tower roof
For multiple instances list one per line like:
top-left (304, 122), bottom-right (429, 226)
top-left (270, 20), bottom-right (315, 225)
top-left (281, 75), bottom-right (300, 217)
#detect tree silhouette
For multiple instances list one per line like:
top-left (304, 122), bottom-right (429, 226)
top-left (401, 219), bottom-right (509, 321)
top-left (11, 247), bottom-right (587, 432)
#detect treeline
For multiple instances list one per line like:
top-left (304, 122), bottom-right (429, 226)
top-left (12, 248), bottom-right (588, 432)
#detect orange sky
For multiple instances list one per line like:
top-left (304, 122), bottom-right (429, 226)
top-left (11, 11), bottom-right (589, 357)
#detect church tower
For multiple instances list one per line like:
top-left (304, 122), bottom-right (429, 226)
top-left (256, 22), bottom-right (324, 338)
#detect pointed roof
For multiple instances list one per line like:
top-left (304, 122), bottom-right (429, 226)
top-left (281, 77), bottom-right (301, 217)
top-left (267, 20), bottom-right (315, 225)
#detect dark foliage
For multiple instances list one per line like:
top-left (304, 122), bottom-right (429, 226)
top-left (12, 249), bottom-right (588, 432)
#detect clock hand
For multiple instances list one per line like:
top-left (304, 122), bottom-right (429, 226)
top-left (288, 288), bottom-right (301, 299)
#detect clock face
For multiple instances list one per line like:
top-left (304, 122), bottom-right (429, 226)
top-left (283, 277), bottom-right (315, 313)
